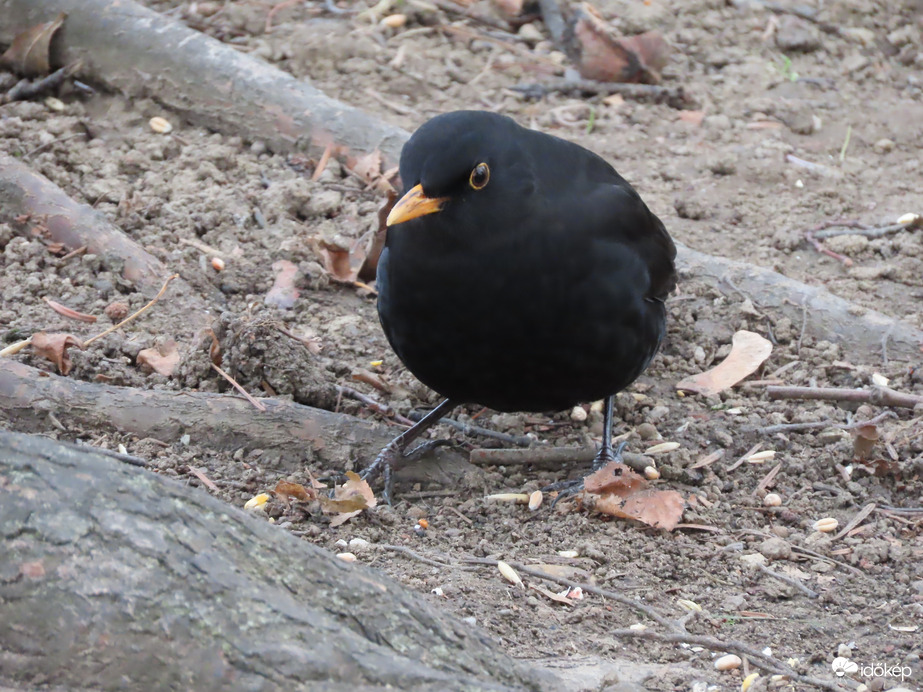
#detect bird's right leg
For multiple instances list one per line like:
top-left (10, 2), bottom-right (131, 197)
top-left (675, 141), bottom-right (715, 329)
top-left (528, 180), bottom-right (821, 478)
top-left (544, 395), bottom-right (625, 504)
top-left (360, 398), bottom-right (458, 504)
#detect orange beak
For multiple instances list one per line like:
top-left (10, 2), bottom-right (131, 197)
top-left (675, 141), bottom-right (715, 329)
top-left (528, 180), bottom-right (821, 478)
top-left (387, 184), bottom-right (449, 226)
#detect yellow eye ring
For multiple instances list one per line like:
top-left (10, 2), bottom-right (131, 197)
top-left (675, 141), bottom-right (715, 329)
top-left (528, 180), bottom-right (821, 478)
top-left (469, 163), bottom-right (490, 190)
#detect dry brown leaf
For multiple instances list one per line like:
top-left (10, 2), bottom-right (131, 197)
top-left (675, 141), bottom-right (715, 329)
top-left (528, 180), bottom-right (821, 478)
top-left (313, 237), bottom-right (369, 283)
top-left (0, 12), bottom-right (66, 77)
top-left (43, 297), bottom-right (97, 323)
top-left (851, 423), bottom-right (878, 461)
top-left (137, 339), bottom-right (180, 376)
top-left (568, 5), bottom-right (669, 84)
top-left (584, 462), bottom-right (648, 497)
top-left (264, 259), bottom-right (301, 309)
top-left (274, 480), bottom-right (316, 502)
top-left (675, 330), bottom-right (773, 396)
top-left (348, 150), bottom-right (383, 185)
top-left (204, 328), bottom-right (222, 366)
top-left (319, 471), bottom-right (377, 525)
top-left (595, 488), bottom-right (685, 530)
top-left (31, 331), bottom-right (84, 375)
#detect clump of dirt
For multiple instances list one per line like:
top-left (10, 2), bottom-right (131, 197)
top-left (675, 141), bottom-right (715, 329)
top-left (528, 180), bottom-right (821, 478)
top-left (2, 0), bottom-right (923, 688)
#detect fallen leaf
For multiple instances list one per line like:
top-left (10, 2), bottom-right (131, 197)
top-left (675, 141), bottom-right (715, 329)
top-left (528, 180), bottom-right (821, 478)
top-left (675, 330), bottom-right (773, 396)
top-left (567, 4), bottom-right (669, 83)
top-left (204, 328), bottom-right (222, 366)
top-left (137, 339), bottom-right (180, 376)
top-left (595, 488), bottom-right (685, 530)
top-left (319, 470), bottom-right (377, 525)
top-left (0, 12), bottom-right (66, 77)
top-left (275, 480), bottom-right (316, 502)
top-left (31, 331), bottom-right (84, 375)
top-left (43, 297), bottom-right (97, 323)
top-left (357, 189), bottom-right (397, 283)
top-left (312, 236), bottom-right (369, 284)
top-left (264, 259), bottom-right (301, 309)
top-left (347, 150), bottom-right (382, 185)
top-left (584, 462), bottom-right (648, 497)
top-left (851, 423), bottom-right (878, 461)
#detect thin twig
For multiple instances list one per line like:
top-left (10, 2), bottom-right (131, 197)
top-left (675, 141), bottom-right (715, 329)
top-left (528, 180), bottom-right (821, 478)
top-left (512, 79), bottom-right (689, 108)
top-left (0, 339), bottom-right (32, 357)
top-left (461, 556), bottom-right (678, 630)
top-left (607, 629), bottom-right (843, 690)
top-left (757, 564), bottom-right (818, 598)
top-left (379, 544), bottom-right (479, 570)
top-left (756, 410), bottom-right (897, 434)
top-left (211, 363), bottom-right (267, 411)
top-left (831, 502), bottom-right (876, 541)
top-left (1, 62), bottom-right (81, 104)
top-left (408, 410), bottom-right (534, 447)
top-left (54, 439), bottom-right (148, 467)
top-left (336, 385), bottom-right (414, 425)
top-left (83, 275), bottom-right (179, 347)
top-left (767, 385), bottom-right (923, 409)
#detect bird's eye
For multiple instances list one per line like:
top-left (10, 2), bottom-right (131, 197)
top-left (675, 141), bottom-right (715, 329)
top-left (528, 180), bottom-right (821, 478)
top-left (469, 163), bottom-right (490, 190)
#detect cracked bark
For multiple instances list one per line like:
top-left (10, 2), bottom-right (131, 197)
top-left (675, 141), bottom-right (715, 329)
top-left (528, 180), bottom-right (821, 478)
top-left (0, 431), bottom-right (550, 692)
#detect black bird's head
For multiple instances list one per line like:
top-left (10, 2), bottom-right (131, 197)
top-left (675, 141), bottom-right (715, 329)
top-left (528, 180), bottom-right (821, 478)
top-left (386, 111), bottom-right (534, 235)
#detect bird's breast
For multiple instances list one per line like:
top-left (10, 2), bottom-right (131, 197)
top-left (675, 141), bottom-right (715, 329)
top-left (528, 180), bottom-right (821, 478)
top-left (378, 229), bottom-right (664, 411)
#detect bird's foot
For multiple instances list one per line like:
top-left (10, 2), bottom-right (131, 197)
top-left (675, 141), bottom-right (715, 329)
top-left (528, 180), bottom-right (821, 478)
top-left (591, 440), bottom-right (628, 471)
top-left (359, 438), bottom-right (453, 505)
top-left (542, 441), bottom-right (631, 507)
top-left (542, 478), bottom-right (586, 507)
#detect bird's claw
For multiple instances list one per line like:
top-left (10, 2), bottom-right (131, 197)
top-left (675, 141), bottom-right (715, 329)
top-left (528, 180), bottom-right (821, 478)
top-left (543, 440), bottom-right (631, 508)
top-left (591, 440), bottom-right (628, 471)
top-left (358, 438), bottom-right (453, 505)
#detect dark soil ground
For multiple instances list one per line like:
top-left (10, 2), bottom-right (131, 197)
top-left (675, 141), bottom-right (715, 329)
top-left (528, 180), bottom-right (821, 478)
top-left (1, 0), bottom-right (922, 689)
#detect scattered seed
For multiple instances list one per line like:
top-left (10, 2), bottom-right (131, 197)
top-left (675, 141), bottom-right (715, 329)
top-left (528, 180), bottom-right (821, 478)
top-left (370, 360), bottom-right (383, 367)
top-left (570, 405), bottom-right (588, 422)
top-left (628, 623), bottom-right (647, 630)
top-left (418, 518), bottom-right (429, 529)
top-left (528, 490), bottom-right (543, 511)
top-left (813, 517), bottom-right (839, 533)
top-left (211, 257), bottom-right (225, 271)
top-left (646, 441), bottom-right (680, 455)
top-left (497, 560), bottom-right (523, 586)
top-left (244, 493), bottom-right (269, 510)
top-left (763, 493), bottom-right (782, 507)
top-left (748, 450), bottom-right (776, 463)
top-left (382, 13), bottom-right (407, 27)
top-left (149, 116), bottom-right (173, 134)
top-left (643, 466), bottom-right (660, 480)
top-left (336, 552), bottom-right (357, 562)
top-left (117, 443), bottom-right (128, 455)
top-left (897, 212), bottom-right (920, 225)
top-left (871, 372), bottom-right (889, 387)
top-left (557, 550), bottom-right (579, 558)
top-left (432, 586), bottom-right (445, 596)
top-left (715, 654), bottom-right (742, 671)
top-left (741, 672), bottom-right (760, 692)
top-left (44, 96), bottom-right (65, 112)
top-left (677, 598), bottom-right (702, 612)
top-left (487, 493), bottom-right (530, 503)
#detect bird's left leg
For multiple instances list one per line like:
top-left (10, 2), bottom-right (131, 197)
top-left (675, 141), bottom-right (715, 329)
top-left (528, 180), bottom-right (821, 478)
top-left (360, 398), bottom-right (458, 504)
top-left (544, 395), bottom-right (626, 503)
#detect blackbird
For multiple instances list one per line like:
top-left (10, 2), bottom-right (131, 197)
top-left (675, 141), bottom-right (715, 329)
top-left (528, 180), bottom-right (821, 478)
top-left (366, 110), bottom-right (676, 501)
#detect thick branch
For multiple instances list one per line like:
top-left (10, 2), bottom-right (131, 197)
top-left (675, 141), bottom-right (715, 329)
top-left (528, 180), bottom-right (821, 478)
top-left (0, 359), bottom-right (394, 471)
top-left (0, 154), bottom-right (209, 312)
top-left (0, 0), bottom-right (409, 168)
top-left (0, 431), bottom-right (549, 691)
top-left (766, 385), bottom-right (923, 409)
